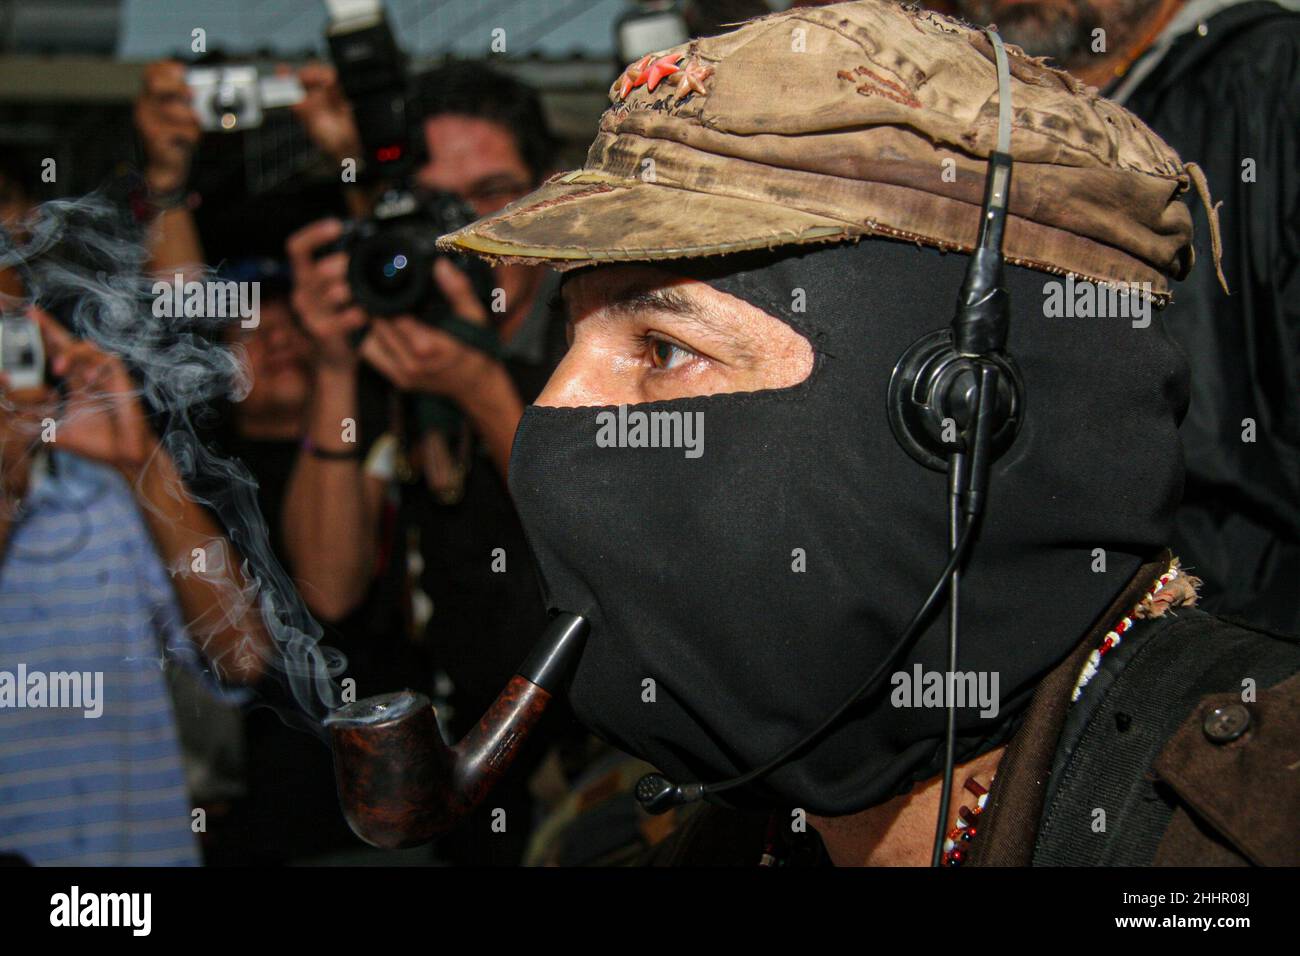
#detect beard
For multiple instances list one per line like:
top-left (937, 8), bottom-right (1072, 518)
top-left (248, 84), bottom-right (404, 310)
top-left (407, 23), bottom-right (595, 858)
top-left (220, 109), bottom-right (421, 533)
top-left (953, 0), bottom-right (1161, 69)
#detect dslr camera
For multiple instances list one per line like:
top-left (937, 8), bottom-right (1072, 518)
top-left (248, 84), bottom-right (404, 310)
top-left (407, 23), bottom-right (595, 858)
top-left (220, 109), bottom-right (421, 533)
top-left (322, 10), bottom-right (493, 319)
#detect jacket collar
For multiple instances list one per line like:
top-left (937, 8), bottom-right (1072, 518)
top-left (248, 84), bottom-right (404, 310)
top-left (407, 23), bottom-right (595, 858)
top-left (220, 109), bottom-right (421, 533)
top-left (965, 549), bottom-right (1175, 866)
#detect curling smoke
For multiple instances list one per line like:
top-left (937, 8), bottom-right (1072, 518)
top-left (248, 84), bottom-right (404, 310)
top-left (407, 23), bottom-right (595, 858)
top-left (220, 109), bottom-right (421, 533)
top-left (0, 193), bottom-right (345, 724)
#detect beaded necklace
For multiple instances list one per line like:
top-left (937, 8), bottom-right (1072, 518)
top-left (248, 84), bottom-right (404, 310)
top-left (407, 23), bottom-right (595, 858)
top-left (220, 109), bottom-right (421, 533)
top-left (943, 559), bottom-right (1193, 866)
top-left (762, 559), bottom-right (1196, 866)
top-left (941, 776), bottom-right (990, 866)
top-left (1072, 561), bottom-right (1187, 702)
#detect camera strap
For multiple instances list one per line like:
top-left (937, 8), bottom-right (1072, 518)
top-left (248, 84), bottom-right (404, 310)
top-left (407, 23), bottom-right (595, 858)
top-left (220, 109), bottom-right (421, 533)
top-left (433, 314), bottom-right (503, 362)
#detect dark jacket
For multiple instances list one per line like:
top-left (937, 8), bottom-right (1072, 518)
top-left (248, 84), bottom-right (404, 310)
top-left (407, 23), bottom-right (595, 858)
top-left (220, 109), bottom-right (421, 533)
top-left (1112, 0), bottom-right (1300, 634)
top-left (642, 554), bottom-right (1300, 865)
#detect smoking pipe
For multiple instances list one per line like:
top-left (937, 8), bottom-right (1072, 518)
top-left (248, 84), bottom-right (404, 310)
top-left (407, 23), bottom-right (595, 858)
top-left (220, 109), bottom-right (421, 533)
top-left (326, 612), bottom-right (588, 849)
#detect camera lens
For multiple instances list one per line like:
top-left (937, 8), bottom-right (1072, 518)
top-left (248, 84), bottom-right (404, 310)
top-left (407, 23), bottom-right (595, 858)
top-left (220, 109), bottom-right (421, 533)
top-left (348, 229), bottom-right (431, 316)
top-left (341, 191), bottom-right (487, 318)
top-left (213, 83), bottom-right (247, 130)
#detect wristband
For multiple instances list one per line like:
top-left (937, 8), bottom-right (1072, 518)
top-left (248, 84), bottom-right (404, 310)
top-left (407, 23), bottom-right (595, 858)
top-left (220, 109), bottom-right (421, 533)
top-left (127, 182), bottom-right (188, 225)
top-left (302, 436), bottom-right (363, 461)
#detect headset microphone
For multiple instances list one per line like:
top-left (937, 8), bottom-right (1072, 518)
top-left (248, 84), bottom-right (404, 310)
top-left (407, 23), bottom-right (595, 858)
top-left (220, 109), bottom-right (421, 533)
top-left (635, 29), bottom-right (1022, 868)
top-left (635, 775), bottom-right (704, 816)
top-left (888, 31), bottom-right (1023, 501)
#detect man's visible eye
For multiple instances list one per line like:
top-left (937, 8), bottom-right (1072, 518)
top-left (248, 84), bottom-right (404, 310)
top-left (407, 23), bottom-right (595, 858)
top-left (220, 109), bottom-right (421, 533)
top-left (646, 334), bottom-right (695, 371)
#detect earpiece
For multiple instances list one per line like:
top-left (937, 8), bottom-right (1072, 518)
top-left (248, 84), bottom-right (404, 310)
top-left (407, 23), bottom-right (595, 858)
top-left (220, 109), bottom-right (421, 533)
top-left (887, 327), bottom-right (1023, 475)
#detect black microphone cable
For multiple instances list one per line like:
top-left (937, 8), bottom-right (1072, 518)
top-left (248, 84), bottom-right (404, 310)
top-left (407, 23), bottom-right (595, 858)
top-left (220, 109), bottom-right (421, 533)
top-left (636, 453), bottom-right (981, 815)
top-left (927, 25), bottom-right (1015, 868)
top-left (931, 452), bottom-right (972, 866)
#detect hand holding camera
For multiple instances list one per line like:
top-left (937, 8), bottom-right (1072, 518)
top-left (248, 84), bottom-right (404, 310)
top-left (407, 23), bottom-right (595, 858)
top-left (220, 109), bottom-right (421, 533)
top-left (0, 308), bottom-right (155, 504)
top-left (288, 218), bottom-right (369, 373)
top-left (38, 309), bottom-right (155, 477)
top-left (288, 216), bottom-right (499, 406)
top-left (291, 62), bottom-right (361, 165)
top-left (285, 7), bottom-right (501, 402)
top-left (358, 259), bottom-right (497, 403)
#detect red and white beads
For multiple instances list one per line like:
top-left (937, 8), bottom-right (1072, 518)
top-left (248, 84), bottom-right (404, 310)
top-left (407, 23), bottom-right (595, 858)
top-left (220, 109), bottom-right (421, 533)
top-left (943, 777), bottom-right (991, 866)
top-left (1071, 562), bottom-right (1182, 703)
top-left (941, 559), bottom-right (1194, 867)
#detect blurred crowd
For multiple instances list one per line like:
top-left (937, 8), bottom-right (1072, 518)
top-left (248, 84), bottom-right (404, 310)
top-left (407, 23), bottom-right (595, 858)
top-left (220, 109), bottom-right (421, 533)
top-left (1, 49), bottom-right (659, 867)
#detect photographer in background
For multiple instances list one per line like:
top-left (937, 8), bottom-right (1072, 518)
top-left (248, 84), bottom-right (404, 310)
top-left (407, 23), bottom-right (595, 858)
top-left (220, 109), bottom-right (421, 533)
top-left (283, 61), bottom-right (574, 865)
top-left (129, 61), bottom-right (422, 864)
top-left (2, 133), bottom-right (274, 863)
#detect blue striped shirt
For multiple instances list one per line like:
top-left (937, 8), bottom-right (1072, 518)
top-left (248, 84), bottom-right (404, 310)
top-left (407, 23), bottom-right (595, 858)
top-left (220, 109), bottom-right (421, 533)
top-left (0, 452), bottom-right (200, 866)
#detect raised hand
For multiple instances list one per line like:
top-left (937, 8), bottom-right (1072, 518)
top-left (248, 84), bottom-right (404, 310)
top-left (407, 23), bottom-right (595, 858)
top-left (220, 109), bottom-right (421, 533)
top-left (359, 259), bottom-right (494, 400)
top-left (287, 218), bottom-right (370, 371)
top-left (34, 307), bottom-right (155, 476)
top-left (290, 62), bottom-right (361, 164)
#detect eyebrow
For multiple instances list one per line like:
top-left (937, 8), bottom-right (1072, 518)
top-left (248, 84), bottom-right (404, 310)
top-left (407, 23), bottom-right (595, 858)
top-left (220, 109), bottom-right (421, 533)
top-left (561, 281), bottom-right (754, 360)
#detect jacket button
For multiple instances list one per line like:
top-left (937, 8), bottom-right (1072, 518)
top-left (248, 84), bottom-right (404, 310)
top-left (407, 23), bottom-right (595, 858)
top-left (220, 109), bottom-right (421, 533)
top-left (1202, 703), bottom-right (1251, 743)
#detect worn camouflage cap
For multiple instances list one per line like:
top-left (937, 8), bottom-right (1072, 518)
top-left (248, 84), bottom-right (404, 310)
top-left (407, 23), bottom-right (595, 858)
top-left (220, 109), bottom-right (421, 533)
top-left (439, 0), bottom-right (1220, 300)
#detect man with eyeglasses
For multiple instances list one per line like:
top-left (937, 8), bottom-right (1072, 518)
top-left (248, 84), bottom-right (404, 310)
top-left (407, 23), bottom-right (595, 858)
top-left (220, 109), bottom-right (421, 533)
top-left (282, 61), bottom-right (573, 865)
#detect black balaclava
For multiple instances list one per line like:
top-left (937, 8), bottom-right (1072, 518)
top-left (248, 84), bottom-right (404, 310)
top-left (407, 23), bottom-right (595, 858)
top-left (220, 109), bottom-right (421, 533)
top-left (508, 237), bottom-right (1189, 815)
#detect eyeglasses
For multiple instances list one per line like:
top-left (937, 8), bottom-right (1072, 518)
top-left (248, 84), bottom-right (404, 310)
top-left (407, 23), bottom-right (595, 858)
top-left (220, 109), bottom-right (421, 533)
top-left (461, 179), bottom-right (532, 217)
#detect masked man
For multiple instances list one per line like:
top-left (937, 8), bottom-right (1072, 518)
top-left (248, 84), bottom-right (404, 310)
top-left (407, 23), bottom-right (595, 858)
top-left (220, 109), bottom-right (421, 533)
top-left (439, 0), bottom-right (1298, 866)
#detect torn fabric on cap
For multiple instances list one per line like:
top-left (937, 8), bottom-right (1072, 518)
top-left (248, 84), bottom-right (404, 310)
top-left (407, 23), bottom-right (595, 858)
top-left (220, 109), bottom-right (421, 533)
top-left (440, 0), bottom-right (1227, 303)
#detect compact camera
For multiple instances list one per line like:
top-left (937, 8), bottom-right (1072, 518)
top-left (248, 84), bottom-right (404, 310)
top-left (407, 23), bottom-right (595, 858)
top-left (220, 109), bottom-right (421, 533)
top-left (0, 312), bottom-right (45, 390)
top-left (186, 67), bottom-right (304, 133)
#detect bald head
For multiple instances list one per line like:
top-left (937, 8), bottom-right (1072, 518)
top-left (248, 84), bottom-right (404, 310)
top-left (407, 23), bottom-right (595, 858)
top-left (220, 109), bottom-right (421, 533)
top-left (953, 0), bottom-right (1169, 70)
